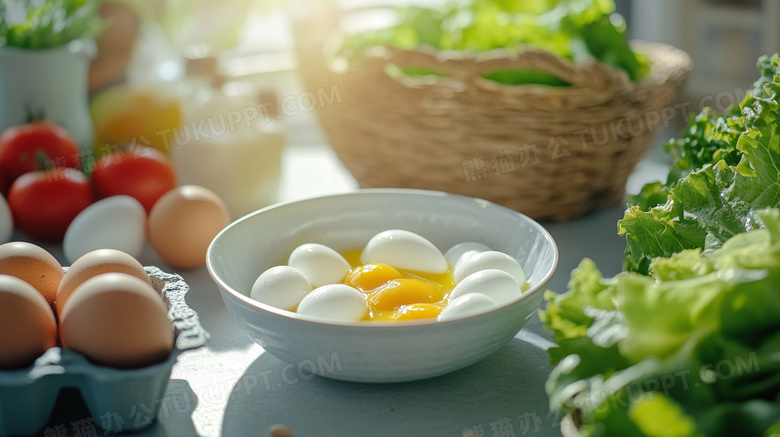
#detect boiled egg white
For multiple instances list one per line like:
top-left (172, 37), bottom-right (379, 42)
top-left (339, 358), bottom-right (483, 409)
top-left (438, 293), bottom-right (497, 322)
top-left (448, 269), bottom-right (521, 305)
top-left (288, 243), bottom-right (351, 288)
top-left (296, 284), bottom-right (368, 322)
top-left (444, 241), bottom-right (491, 266)
top-left (361, 230), bottom-right (447, 274)
top-left (250, 266), bottom-right (312, 310)
top-left (63, 195), bottom-right (146, 264)
top-left (0, 196), bottom-right (12, 244)
top-left (453, 250), bottom-right (526, 285)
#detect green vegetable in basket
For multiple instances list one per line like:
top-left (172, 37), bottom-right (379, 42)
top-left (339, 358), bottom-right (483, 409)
top-left (619, 54), bottom-right (780, 274)
top-left (540, 208), bottom-right (780, 437)
top-left (0, 0), bottom-right (102, 49)
top-left (336, 0), bottom-right (649, 85)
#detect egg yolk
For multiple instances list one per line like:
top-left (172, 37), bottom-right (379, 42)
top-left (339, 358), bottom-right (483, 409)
top-left (345, 263), bottom-right (402, 291)
top-left (368, 279), bottom-right (443, 311)
top-left (391, 304), bottom-right (444, 321)
top-left (338, 249), bottom-right (455, 322)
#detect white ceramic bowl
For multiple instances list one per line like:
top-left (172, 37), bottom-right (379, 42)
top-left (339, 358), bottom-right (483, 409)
top-left (206, 189), bottom-right (558, 383)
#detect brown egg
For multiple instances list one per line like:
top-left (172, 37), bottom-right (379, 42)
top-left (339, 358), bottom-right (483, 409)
top-left (59, 273), bottom-right (173, 369)
top-left (148, 185), bottom-right (230, 269)
top-left (57, 249), bottom-right (151, 316)
top-left (0, 242), bottom-right (64, 305)
top-left (0, 275), bottom-right (58, 369)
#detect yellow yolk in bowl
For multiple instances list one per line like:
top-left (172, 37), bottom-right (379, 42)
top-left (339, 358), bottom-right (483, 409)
top-left (391, 304), bottom-right (444, 321)
top-left (340, 249), bottom-right (455, 322)
top-left (345, 263), bottom-right (402, 291)
top-left (367, 279), bottom-right (443, 311)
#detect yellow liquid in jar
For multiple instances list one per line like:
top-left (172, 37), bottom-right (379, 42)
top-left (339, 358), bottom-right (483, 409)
top-left (340, 249), bottom-right (455, 322)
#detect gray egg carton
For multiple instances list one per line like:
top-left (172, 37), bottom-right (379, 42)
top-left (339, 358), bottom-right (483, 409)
top-left (0, 266), bottom-right (209, 437)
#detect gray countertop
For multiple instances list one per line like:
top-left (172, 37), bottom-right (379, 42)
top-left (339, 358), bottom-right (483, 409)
top-left (20, 141), bottom-right (669, 437)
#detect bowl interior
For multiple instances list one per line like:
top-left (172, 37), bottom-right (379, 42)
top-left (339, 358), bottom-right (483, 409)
top-left (208, 189), bottom-right (558, 322)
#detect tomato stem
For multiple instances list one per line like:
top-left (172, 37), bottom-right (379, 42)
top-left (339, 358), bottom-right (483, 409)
top-left (35, 150), bottom-right (52, 171)
top-left (24, 103), bottom-right (46, 124)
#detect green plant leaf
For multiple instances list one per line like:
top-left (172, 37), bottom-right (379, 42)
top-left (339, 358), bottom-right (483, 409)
top-left (336, 0), bottom-right (649, 83)
top-left (620, 55), bottom-right (780, 274)
top-left (542, 209), bottom-right (780, 437)
top-left (1, 0), bottom-right (102, 49)
top-left (481, 69), bottom-right (571, 86)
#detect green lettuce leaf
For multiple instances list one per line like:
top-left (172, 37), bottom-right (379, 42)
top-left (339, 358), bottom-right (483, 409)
top-left (541, 209), bottom-right (780, 437)
top-left (660, 108), bottom-right (742, 186)
top-left (540, 258), bottom-right (616, 344)
top-left (619, 54), bottom-right (780, 274)
top-left (481, 70), bottom-right (572, 86)
top-left (643, 54), bottom-right (779, 198)
top-left (336, 0), bottom-right (649, 84)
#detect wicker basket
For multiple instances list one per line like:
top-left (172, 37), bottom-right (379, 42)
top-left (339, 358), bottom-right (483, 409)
top-left (293, 11), bottom-right (692, 220)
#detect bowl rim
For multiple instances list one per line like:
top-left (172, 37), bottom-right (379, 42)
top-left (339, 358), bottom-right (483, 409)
top-left (206, 188), bottom-right (559, 328)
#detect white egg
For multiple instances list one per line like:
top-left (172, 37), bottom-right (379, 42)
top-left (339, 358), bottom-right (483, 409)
top-left (453, 250), bottom-right (526, 285)
top-left (438, 293), bottom-right (497, 321)
top-left (288, 243), bottom-right (351, 287)
top-left (444, 241), bottom-right (491, 266)
top-left (63, 195), bottom-right (146, 264)
top-left (0, 195), bottom-right (11, 244)
top-left (296, 284), bottom-right (368, 322)
top-left (448, 269), bottom-right (522, 305)
top-left (250, 266), bottom-right (312, 310)
top-left (360, 229), bottom-right (447, 274)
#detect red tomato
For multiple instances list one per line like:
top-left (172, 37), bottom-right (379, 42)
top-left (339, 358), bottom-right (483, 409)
top-left (0, 167), bottom-right (5, 195)
top-left (0, 121), bottom-right (80, 187)
top-left (8, 168), bottom-right (94, 241)
top-left (91, 146), bottom-right (177, 213)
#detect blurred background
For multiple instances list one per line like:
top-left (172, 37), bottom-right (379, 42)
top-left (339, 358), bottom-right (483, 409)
top-left (91, 0), bottom-right (778, 146)
top-left (73, 0), bottom-right (779, 217)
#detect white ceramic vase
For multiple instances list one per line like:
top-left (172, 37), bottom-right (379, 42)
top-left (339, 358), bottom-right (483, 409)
top-left (0, 40), bottom-right (95, 150)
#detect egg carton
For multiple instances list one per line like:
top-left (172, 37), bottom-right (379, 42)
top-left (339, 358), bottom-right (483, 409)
top-left (0, 266), bottom-right (209, 437)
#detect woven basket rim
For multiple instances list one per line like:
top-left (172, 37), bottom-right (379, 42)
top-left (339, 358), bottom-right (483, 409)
top-left (329, 40), bottom-right (691, 93)
top-left (296, 16), bottom-right (693, 220)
